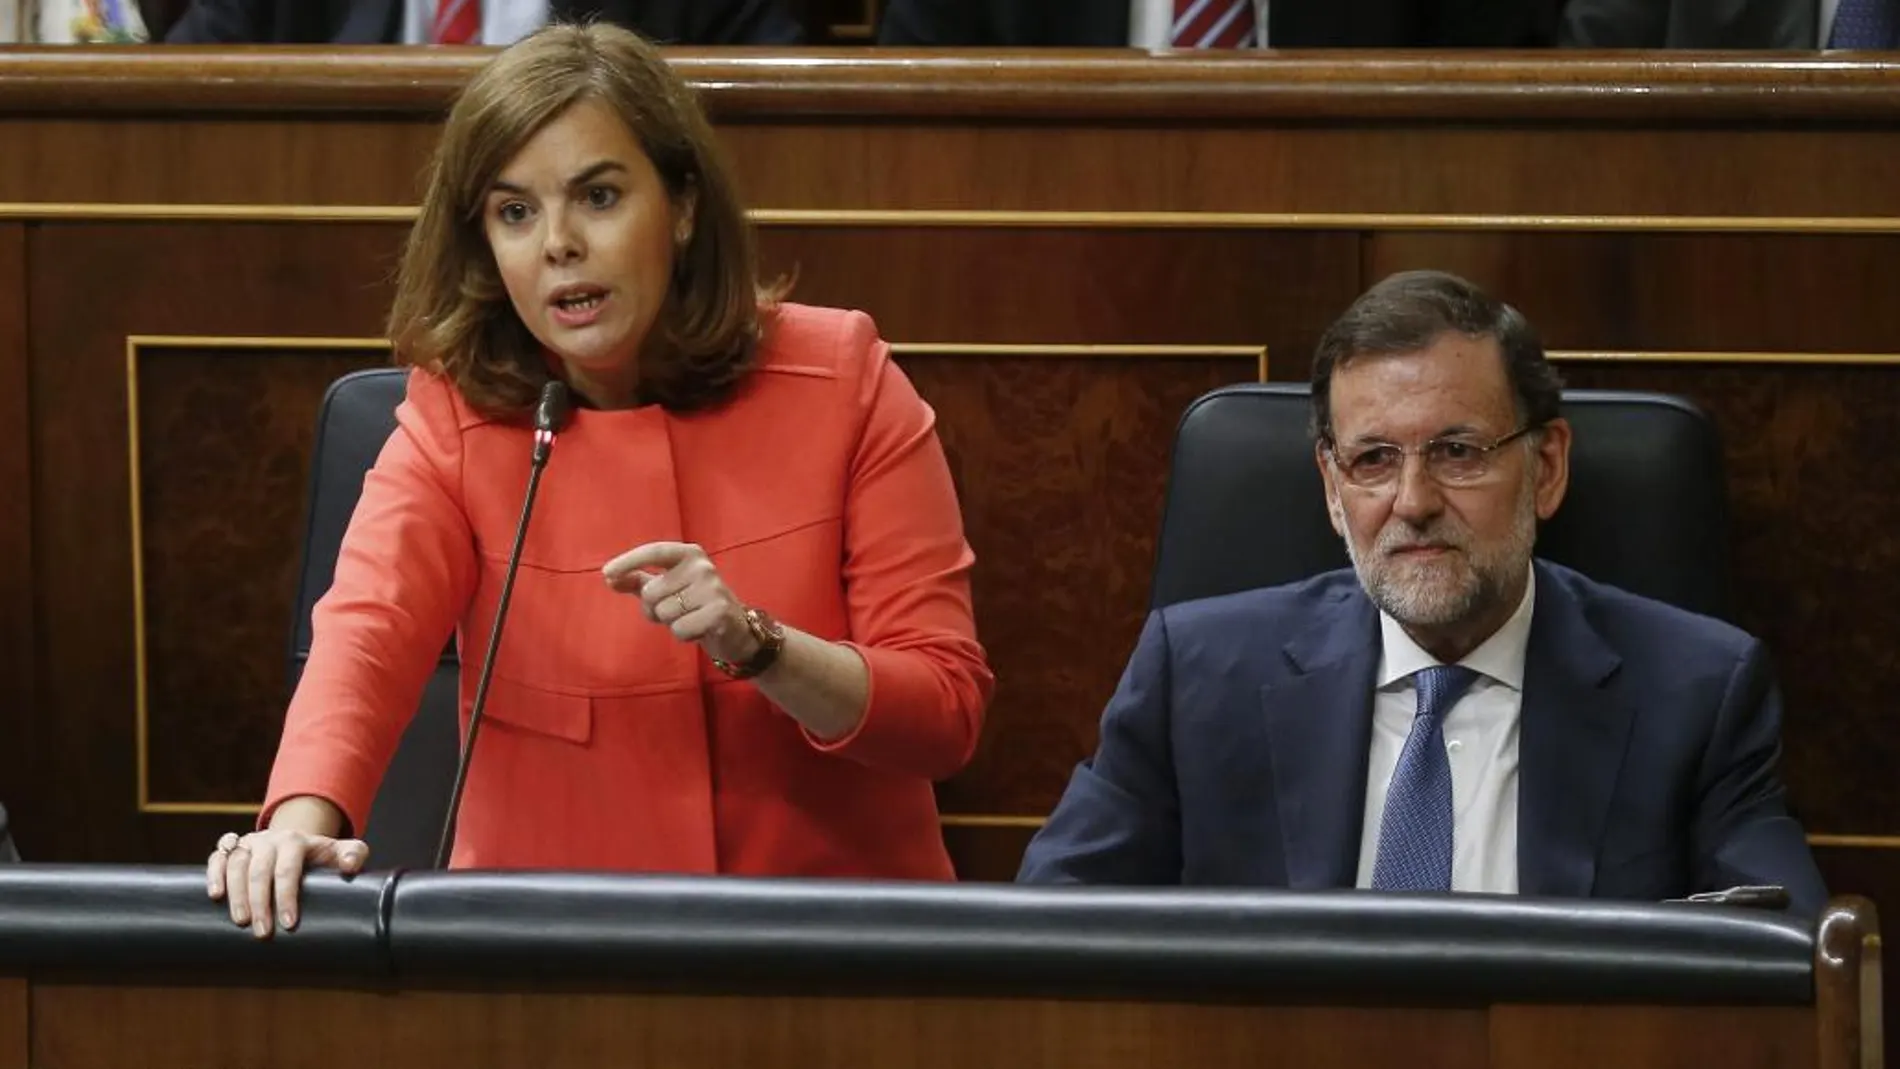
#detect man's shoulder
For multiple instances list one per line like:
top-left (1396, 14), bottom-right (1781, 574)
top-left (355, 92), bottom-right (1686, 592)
top-left (1539, 560), bottom-right (1758, 662)
top-left (1159, 569), bottom-right (1363, 637)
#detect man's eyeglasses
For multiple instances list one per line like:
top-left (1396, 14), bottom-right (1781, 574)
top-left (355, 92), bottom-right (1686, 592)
top-left (1326, 425), bottom-right (1540, 490)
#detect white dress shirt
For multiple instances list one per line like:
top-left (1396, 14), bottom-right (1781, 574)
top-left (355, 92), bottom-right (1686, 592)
top-left (1129, 0), bottom-right (1269, 48)
top-left (403, 0), bottom-right (549, 45)
top-left (1354, 568), bottom-right (1535, 895)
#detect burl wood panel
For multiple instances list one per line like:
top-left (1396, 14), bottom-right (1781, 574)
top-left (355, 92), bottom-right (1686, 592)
top-left (899, 353), bottom-right (1260, 816)
top-left (756, 226), bottom-right (1358, 359)
top-left (25, 222), bottom-right (406, 857)
top-left (137, 346), bottom-right (388, 804)
top-left (31, 984), bottom-right (1493, 1069)
top-left (0, 226), bottom-right (30, 859)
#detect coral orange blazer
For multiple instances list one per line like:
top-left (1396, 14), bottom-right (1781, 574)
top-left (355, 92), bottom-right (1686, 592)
top-left (263, 305), bottom-right (993, 878)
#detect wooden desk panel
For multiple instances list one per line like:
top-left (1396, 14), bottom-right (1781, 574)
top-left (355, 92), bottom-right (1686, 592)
top-left (26, 983), bottom-right (1810, 1069)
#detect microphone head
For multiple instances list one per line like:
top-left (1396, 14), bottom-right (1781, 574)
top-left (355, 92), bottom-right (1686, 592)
top-left (535, 380), bottom-right (572, 435)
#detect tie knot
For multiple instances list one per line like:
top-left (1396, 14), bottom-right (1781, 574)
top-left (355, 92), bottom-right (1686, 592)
top-left (1413, 664), bottom-right (1479, 722)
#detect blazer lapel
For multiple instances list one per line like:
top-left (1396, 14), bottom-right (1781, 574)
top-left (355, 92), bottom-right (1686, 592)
top-left (1516, 561), bottom-right (1632, 898)
top-left (1260, 589), bottom-right (1379, 890)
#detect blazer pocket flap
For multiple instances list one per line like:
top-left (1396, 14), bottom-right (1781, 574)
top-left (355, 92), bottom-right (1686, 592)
top-left (480, 675), bottom-right (592, 746)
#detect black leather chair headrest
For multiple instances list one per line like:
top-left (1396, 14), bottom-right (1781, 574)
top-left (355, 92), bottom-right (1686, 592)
top-left (1152, 384), bottom-right (1730, 619)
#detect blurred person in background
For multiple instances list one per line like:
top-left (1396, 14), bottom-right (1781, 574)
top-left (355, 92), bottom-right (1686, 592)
top-left (163, 0), bottom-right (802, 45)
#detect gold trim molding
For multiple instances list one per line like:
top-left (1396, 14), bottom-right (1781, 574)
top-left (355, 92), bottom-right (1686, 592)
top-left (1, 204), bottom-right (417, 222)
top-left (1551, 349), bottom-right (1900, 367)
top-left (760, 211), bottom-right (1900, 234)
top-left (7, 203), bottom-right (1900, 234)
top-left (893, 342), bottom-right (1268, 383)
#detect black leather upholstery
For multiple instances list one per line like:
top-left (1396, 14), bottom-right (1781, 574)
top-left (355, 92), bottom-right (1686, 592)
top-left (1151, 384), bottom-right (1730, 619)
top-left (0, 866), bottom-right (391, 972)
top-left (387, 872), bottom-right (1813, 1003)
top-left (0, 867), bottom-right (1814, 1002)
top-left (291, 368), bottom-right (458, 867)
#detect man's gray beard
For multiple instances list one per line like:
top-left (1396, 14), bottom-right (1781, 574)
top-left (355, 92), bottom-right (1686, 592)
top-left (1338, 485), bottom-right (1536, 630)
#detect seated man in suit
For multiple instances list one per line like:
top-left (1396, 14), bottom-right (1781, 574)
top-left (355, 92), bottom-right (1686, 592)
top-left (1019, 269), bottom-right (1827, 917)
top-left (165, 0), bottom-right (802, 45)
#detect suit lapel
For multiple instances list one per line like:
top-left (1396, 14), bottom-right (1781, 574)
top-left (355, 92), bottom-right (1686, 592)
top-left (1261, 589), bottom-right (1378, 890)
top-left (1516, 562), bottom-right (1632, 898)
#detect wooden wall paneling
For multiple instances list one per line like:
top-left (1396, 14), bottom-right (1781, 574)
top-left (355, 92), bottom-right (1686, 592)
top-left (0, 119), bottom-right (442, 208)
top-left (0, 225), bottom-right (32, 858)
top-left (723, 125), bottom-right (1900, 217)
top-left (897, 350), bottom-right (1263, 818)
top-left (18, 118), bottom-right (1887, 220)
top-left (26, 222), bottom-right (407, 860)
top-left (1361, 232), bottom-right (1900, 358)
top-left (757, 227), bottom-right (1359, 359)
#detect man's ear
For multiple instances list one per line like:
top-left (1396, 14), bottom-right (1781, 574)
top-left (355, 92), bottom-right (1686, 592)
top-left (1532, 417), bottom-right (1572, 521)
top-left (1316, 440), bottom-right (1346, 538)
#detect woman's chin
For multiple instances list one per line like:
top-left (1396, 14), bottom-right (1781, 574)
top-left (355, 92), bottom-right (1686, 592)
top-left (540, 334), bottom-right (639, 375)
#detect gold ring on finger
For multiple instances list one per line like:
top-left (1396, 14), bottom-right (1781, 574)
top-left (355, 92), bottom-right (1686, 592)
top-left (672, 593), bottom-right (690, 618)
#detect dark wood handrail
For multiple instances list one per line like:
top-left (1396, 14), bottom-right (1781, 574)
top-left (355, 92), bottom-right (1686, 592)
top-left (0, 47), bottom-right (1898, 120)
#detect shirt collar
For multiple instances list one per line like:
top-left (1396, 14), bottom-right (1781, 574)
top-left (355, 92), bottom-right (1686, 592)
top-left (1376, 565), bottom-right (1536, 691)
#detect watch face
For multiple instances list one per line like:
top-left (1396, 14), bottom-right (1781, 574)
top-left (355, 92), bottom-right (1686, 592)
top-left (751, 608), bottom-right (784, 645)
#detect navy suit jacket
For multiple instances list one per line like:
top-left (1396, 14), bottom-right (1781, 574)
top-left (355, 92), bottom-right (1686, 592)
top-left (166, 0), bottom-right (803, 44)
top-left (1018, 560), bottom-right (1827, 918)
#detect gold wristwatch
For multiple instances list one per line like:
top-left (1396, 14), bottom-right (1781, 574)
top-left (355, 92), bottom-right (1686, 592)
top-left (712, 606), bottom-right (786, 680)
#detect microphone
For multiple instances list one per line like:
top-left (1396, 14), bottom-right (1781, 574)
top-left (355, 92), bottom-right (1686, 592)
top-left (1666, 885), bottom-right (1792, 910)
top-left (433, 380), bottom-right (572, 869)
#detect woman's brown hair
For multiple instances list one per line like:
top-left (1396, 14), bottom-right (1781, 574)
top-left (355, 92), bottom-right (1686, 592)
top-left (388, 21), bottom-right (773, 416)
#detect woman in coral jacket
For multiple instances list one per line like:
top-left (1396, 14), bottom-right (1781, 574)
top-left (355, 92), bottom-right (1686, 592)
top-left (206, 21), bottom-right (993, 938)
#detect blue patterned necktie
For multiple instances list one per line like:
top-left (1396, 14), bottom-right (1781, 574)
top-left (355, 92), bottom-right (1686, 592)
top-left (1831, 0), bottom-right (1898, 48)
top-left (1371, 664), bottom-right (1479, 892)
